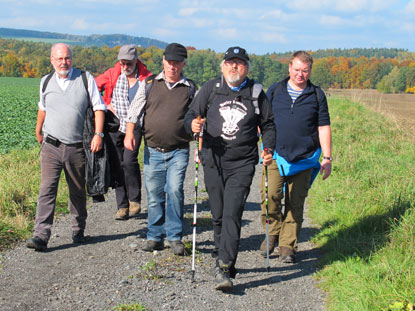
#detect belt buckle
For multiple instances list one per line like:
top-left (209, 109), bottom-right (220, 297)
top-left (156, 147), bottom-right (165, 153)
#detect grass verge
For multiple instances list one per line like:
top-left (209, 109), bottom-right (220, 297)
top-left (0, 147), bottom-right (69, 250)
top-left (308, 97), bottom-right (415, 311)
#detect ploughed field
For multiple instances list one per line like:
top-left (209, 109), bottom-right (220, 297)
top-left (328, 89), bottom-right (415, 133)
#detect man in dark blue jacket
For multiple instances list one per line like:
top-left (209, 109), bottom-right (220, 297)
top-left (260, 51), bottom-right (332, 264)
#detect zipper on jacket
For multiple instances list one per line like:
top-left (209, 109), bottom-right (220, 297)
top-left (290, 102), bottom-right (294, 114)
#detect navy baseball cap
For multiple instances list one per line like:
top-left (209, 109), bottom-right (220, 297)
top-left (224, 46), bottom-right (249, 62)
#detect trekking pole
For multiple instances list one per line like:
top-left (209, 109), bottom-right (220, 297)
top-left (264, 148), bottom-right (270, 272)
top-left (191, 116), bottom-right (202, 282)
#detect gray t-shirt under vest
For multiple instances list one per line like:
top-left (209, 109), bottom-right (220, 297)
top-left (41, 68), bottom-right (89, 144)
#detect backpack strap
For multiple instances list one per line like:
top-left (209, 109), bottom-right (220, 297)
top-left (271, 80), bottom-right (322, 106)
top-left (41, 72), bottom-right (55, 94)
top-left (270, 81), bottom-right (283, 104)
top-left (206, 78), bottom-right (222, 115)
top-left (144, 73), bottom-right (158, 100)
top-left (187, 79), bottom-right (196, 102)
top-left (314, 86), bottom-right (321, 105)
top-left (251, 82), bottom-right (262, 115)
top-left (206, 78), bottom-right (263, 116)
top-left (80, 70), bottom-right (91, 106)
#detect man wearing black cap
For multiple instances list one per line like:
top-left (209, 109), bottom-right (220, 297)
top-left (184, 47), bottom-right (276, 291)
top-left (124, 43), bottom-right (195, 256)
top-left (96, 44), bottom-right (152, 220)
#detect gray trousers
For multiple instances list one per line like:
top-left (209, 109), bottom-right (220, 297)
top-left (33, 141), bottom-right (87, 241)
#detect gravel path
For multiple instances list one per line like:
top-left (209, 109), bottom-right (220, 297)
top-left (0, 142), bottom-right (326, 311)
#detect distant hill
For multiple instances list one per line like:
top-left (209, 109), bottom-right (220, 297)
top-left (0, 27), bottom-right (168, 49)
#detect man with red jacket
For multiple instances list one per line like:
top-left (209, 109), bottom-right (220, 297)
top-left (95, 45), bottom-right (152, 220)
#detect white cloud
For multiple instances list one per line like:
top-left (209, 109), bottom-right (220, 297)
top-left (72, 18), bottom-right (88, 30)
top-left (286, 0), bottom-right (397, 12)
top-left (404, 0), bottom-right (415, 13)
top-left (153, 27), bottom-right (179, 38)
top-left (401, 22), bottom-right (415, 33)
top-left (259, 32), bottom-right (287, 44)
top-left (210, 27), bottom-right (237, 39)
top-left (319, 14), bottom-right (379, 28)
top-left (0, 16), bottom-right (45, 28)
top-left (178, 8), bottom-right (199, 16)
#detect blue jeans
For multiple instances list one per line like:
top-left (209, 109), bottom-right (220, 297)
top-left (144, 146), bottom-right (189, 241)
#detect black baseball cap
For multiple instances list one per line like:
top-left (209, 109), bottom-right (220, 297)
top-left (163, 43), bottom-right (187, 62)
top-left (224, 46), bottom-right (249, 62)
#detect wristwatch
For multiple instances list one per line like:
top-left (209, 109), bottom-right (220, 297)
top-left (94, 132), bottom-right (104, 138)
top-left (323, 156), bottom-right (333, 161)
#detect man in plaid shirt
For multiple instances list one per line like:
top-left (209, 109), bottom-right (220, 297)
top-left (96, 45), bottom-right (152, 220)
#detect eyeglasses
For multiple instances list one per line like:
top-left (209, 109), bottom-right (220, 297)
top-left (52, 56), bottom-right (72, 63)
top-left (120, 61), bottom-right (134, 67)
top-left (224, 59), bottom-right (246, 67)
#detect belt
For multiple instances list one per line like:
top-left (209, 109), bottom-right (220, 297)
top-left (45, 135), bottom-right (83, 148)
top-left (152, 144), bottom-right (189, 153)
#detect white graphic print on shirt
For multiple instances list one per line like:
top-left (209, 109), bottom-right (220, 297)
top-left (219, 100), bottom-right (247, 140)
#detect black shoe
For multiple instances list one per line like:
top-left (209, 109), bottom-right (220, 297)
top-left (281, 254), bottom-right (296, 263)
top-left (214, 266), bottom-right (233, 291)
top-left (168, 240), bottom-right (185, 256)
top-left (211, 249), bottom-right (218, 258)
top-left (72, 230), bottom-right (86, 244)
top-left (26, 237), bottom-right (47, 251)
top-left (142, 240), bottom-right (164, 252)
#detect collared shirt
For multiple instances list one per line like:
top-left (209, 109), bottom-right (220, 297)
top-left (38, 68), bottom-right (106, 112)
top-left (126, 71), bottom-right (191, 125)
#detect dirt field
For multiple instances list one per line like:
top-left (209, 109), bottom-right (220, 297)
top-left (328, 89), bottom-right (415, 133)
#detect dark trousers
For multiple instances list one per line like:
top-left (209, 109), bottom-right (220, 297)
top-left (203, 162), bottom-right (255, 268)
top-left (107, 126), bottom-right (142, 209)
top-left (34, 142), bottom-right (87, 241)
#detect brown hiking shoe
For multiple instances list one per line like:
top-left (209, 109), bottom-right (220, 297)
top-left (280, 246), bottom-right (296, 264)
top-left (260, 235), bottom-right (278, 257)
top-left (115, 208), bottom-right (129, 220)
top-left (129, 201), bottom-right (141, 217)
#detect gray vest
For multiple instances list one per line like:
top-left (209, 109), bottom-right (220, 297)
top-left (42, 68), bottom-right (89, 144)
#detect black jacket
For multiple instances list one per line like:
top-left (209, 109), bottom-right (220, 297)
top-left (184, 76), bottom-right (276, 169)
top-left (83, 105), bottom-right (110, 201)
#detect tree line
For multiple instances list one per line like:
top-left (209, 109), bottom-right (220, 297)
top-left (1, 38), bottom-right (415, 93)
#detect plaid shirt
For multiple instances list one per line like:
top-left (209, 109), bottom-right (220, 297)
top-left (111, 73), bottom-right (137, 133)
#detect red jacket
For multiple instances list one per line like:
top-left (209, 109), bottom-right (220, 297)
top-left (95, 60), bottom-right (152, 110)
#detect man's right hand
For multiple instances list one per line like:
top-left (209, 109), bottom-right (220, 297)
top-left (191, 116), bottom-right (204, 134)
top-left (36, 132), bottom-right (43, 144)
top-left (124, 133), bottom-right (135, 151)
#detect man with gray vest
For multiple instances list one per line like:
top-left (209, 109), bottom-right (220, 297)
top-left (124, 43), bottom-right (194, 256)
top-left (26, 43), bottom-right (106, 251)
top-left (184, 47), bottom-right (276, 291)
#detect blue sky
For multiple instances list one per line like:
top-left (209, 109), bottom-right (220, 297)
top-left (0, 0), bottom-right (414, 55)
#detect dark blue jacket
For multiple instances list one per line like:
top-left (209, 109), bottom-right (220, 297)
top-left (267, 77), bottom-right (330, 163)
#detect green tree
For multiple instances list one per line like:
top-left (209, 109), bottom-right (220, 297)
top-left (311, 59), bottom-right (334, 89)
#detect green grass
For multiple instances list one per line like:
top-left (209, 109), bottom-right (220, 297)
top-left (308, 97), bottom-right (415, 311)
top-left (0, 77), bottom-right (40, 153)
top-left (113, 302), bottom-right (147, 311)
top-left (0, 147), bottom-right (70, 250)
top-left (0, 77), bottom-right (70, 250)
